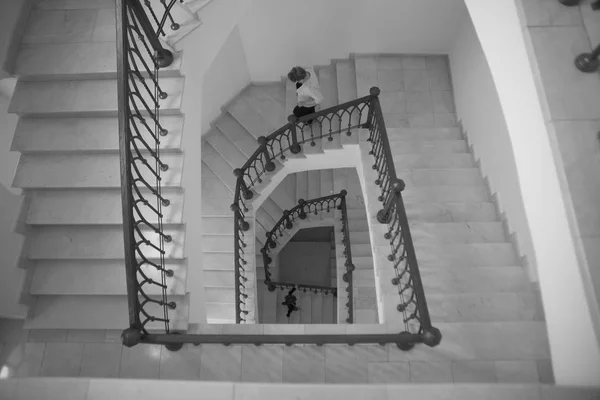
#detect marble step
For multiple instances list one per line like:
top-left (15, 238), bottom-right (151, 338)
top-left (26, 188), bottom-right (184, 225)
top-left (307, 170), bottom-right (321, 199)
top-left (392, 153), bottom-right (474, 169)
top-left (333, 168), bottom-right (349, 193)
top-left (320, 169), bottom-right (335, 196)
top-left (183, 0), bottom-right (214, 14)
top-left (202, 216), bottom-right (234, 235)
top-left (299, 290), bottom-right (313, 324)
top-left (24, 295), bottom-right (188, 330)
top-left (352, 256), bottom-right (375, 269)
top-left (12, 116), bottom-right (184, 153)
top-left (202, 252), bottom-right (234, 271)
top-left (393, 168), bottom-right (482, 186)
top-left (402, 186), bottom-right (489, 203)
top-left (205, 302), bottom-right (236, 323)
top-left (322, 292), bottom-right (335, 324)
top-left (387, 127), bottom-right (463, 141)
top-left (296, 171), bottom-right (309, 200)
top-left (317, 65), bottom-right (342, 150)
top-left (269, 184), bottom-right (296, 211)
top-left (409, 222), bottom-right (506, 244)
top-left (348, 231), bottom-right (371, 243)
top-left (243, 85), bottom-right (286, 129)
top-left (390, 140), bottom-right (467, 154)
top-left (29, 260), bottom-right (186, 296)
top-left (260, 198), bottom-right (284, 223)
top-left (14, 42), bottom-right (182, 80)
top-left (227, 97), bottom-right (272, 139)
top-left (336, 60), bottom-right (360, 146)
top-left (32, 0), bottom-right (116, 9)
top-left (28, 225), bottom-right (185, 260)
top-left (261, 286), bottom-right (278, 323)
top-left (201, 143), bottom-right (236, 192)
top-left (205, 128), bottom-right (248, 169)
top-left (13, 381), bottom-right (591, 398)
top-left (413, 243), bottom-right (518, 267)
top-left (9, 77), bottom-right (184, 117)
top-left (205, 269), bottom-right (247, 288)
top-left (203, 234), bottom-right (254, 253)
top-left (13, 153), bottom-right (183, 189)
top-left (214, 113), bottom-right (259, 158)
top-left (311, 291), bottom-right (323, 324)
top-left (348, 219), bottom-right (369, 231)
top-left (420, 266), bottom-right (532, 294)
top-left (404, 202), bottom-right (498, 223)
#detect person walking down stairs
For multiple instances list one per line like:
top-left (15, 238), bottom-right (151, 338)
top-left (282, 287), bottom-right (300, 318)
top-left (287, 66), bottom-right (324, 124)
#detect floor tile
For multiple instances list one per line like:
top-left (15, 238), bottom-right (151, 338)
top-left (434, 113), bottom-right (457, 127)
top-left (368, 361), bottom-right (410, 383)
top-left (377, 70), bottom-right (404, 91)
top-left (376, 56), bottom-right (403, 70)
top-left (426, 55), bottom-right (450, 71)
top-left (401, 56), bottom-right (426, 70)
top-left (104, 330), bottom-right (122, 343)
top-left (495, 360), bottom-right (540, 383)
top-left (282, 345), bottom-right (325, 383)
top-left (407, 113), bottom-right (435, 127)
top-left (16, 377), bottom-right (90, 400)
top-left (427, 68), bottom-right (452, 90)
top-left (119, 344), bottom-right (161, 379)
top-left (403, 69), bottom-right (430, 91)
top-left (67, 329), bottom-right (107, 343)
top-left (234, 383), bottom-right (387, 400)
top-left (379, 91), bottom-right (407, 114)
top-left (324, 345), bottom-right (368, 383)
top-left (451, 360), bottom-right (496, 383)
top-left (382, 114), bottom-right (409, 128)
top-left (200, 344), bottom-right (242, 381)
top-left (409, 360), bottom-right (453, 383)
top-left (28, 329), bottom-right (67, 343)
top-left (406, 91), bottom-right (433, 114)
top-left (431, 91), bottom-right (455, 113)
top-left (0, 342), bottom-right (45, 378)
top-left (92, 8), bottom-right (115, 42)
top-left (40, 343), bottom-right (84, 377)
top-left (159, 344), bottom-right (202, 380)
top-left (0, 320), bottom-right (27, 343)
top-left (241, 345), bottom-right (283, 382)
top-left (80, 343), bottom-right (122, 378)
top-left (541, 386), bottom-right (600, 400)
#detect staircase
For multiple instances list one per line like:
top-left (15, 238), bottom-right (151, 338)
top-left (0, 0), bottom-right (552, 384)
top-left (7, 0), bottom-right (206, 331)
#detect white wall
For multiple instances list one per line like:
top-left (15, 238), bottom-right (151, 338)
top-left (237, 0), bottom-right (467, 81)
top-left (201, 26), bottom-right (251, 133)
top-left (463, 0), bottom-right (600, 386)
top-left (0, 78), bottom-right (27, 319)
top-left (449, 14), bottom-right (537, 281)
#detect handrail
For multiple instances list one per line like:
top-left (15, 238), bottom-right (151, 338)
top-left (231, 87), bottom-right (440, 347)
top-left (260, 191), bottom-right (353, 323)
top-left (268, 282), bottom-right (337, 297)
top-left (117, 0), bottom-right (184, 346)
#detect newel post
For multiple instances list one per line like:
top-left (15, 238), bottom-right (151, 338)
top-left (364, 87), bottom-right (381, 129)
top-left (298, 199), bottom-right (307, 220)
top-left (377, 178), bottom-right (405, 224)
top-left (257, 136), bottom-right (276, 172)
top-left (288, 115), bottom-right (302, 154)
top-left (233, 168), bottom-right (253, 200)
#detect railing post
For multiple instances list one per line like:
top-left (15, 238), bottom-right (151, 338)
top-left (233, 169), bottom-right (253, 200)
top-left (257, 136), bottom-right (276, 172)
top-left (363, 87), bottom-right (381, 129)
top-left (575, 43), bottom-right (600, 73)
top-left (117, 0), bottom-right (143, 347)
top-left (298, 199), bottom-right (307, 219)
top-left (288, 115), bottom-right (302, 154)
top-left (128, 0), bottom-right (174, 68)
top-left (376, 179), bottom-right (405, 224)
top-left (283, 210), bottom-right (293, 229)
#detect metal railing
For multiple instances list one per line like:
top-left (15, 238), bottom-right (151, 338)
top-left (117, 0), bottom-right (184, 346)
top-left (558, 0), bottom-right (600, 72)
top-left (261, 191), bottom-right (353, 323)
top-left (267, 282), bottom-right (337, 297)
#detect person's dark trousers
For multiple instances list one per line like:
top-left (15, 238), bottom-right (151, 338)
top-left (286, 305), bottom-right (295, 317)
top-left (293, 105), bottom-right (315, 124)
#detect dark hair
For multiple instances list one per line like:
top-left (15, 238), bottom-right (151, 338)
top-left (287, 66), bottom-right (307, 82)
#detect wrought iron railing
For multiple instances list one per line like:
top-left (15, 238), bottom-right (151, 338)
top-left (268, 282), bottom-right (337, 297)
top-left (261, 191), bottom-right (353, 323)
top-left (558, 0), bottom-right (600, 72)
top-left (230, 87), bottom-right (440, 348)
top-left (117, 0), bottom-right (184, 345)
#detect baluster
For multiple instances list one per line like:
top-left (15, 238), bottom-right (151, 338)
top-left (288, 115), bottom-right (302, 154)
top-left (575, 43), bottom-right (600, 73)
top-left (298, 199), bottom-right (307, 219)
top-left (377, 179), bottom-right (405, 224)
top-left (257, 136), bottom-right (276, 172)
top-left (283, 210), bottom-right (293, 229)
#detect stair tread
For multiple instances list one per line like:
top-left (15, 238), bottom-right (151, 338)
top-left (320, 169), bottom-right (334, 197)
top-left (9, 78), bottom-right (183, 116)
top-left (307, 170), bottom-right (320, 199)
top-left (14, 42), bottom-right (182, 79)
top-left (28, 225), bottom-right (184, 260)
top-left (317, 65), bottom-right (341, 150)
top-left (30, 260), bottom-right (186, 296)
top-left (201, 144), bottom-right (236, 191)
top-left (206, 128), bottom-right (248, 169)
top-left (243, 85), bottom-right (286, 129)
top-left (12, 116), bottom-right (184, 153)
top-left (27, 188), bottom-right (184, 225)
top-left (214, 113), bottom-right (259, 158)
top-left (25, 295), bottom-right (188, 330)
top-left (13, 153), bottom-right (183, 189)
top-left (227, 97), bottom-right (272, 139)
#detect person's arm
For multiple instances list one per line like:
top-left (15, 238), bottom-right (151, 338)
top-left (289, 288), bottom-right (296, 295)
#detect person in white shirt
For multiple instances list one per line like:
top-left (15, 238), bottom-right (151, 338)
top-left (287, 66), bottom-right (324, 124)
